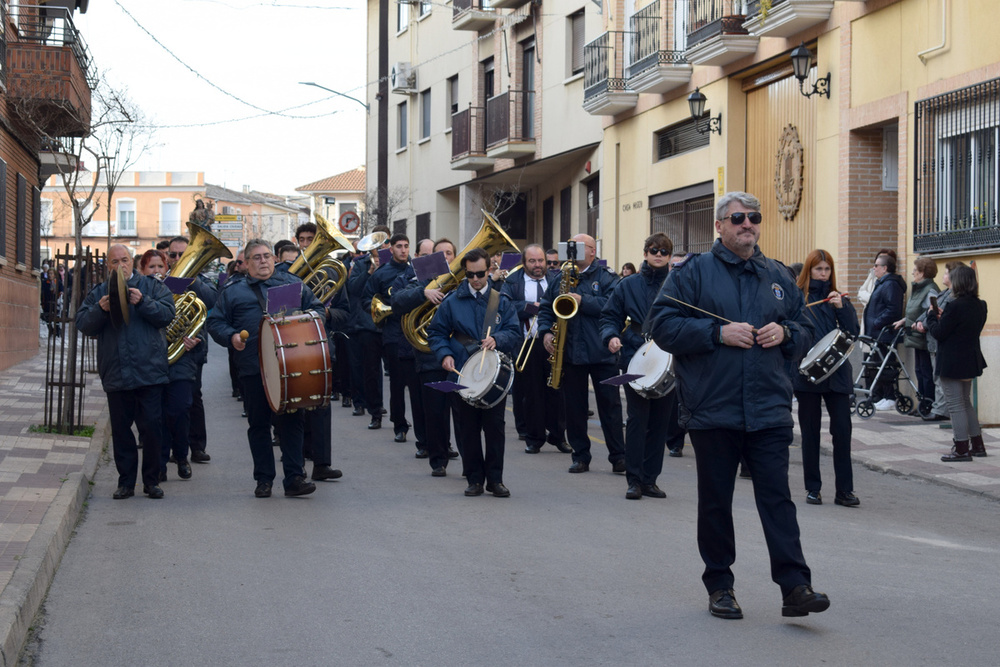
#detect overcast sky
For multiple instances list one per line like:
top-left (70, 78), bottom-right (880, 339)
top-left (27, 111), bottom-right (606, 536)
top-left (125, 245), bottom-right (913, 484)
top-left (74, 0), bottom-right (368, 197)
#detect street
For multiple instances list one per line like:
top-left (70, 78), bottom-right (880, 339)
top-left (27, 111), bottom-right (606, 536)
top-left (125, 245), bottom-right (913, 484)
top-left (23, 351), bottom-right (1000, 666)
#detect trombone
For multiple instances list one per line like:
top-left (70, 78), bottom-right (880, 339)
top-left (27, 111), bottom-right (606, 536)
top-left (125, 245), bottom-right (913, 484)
top-left (514, 314), bottom-right (538, 372)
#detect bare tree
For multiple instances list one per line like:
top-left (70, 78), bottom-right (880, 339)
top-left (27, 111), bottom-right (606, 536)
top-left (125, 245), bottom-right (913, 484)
top-left (360, 186), bottom-right (409, 234)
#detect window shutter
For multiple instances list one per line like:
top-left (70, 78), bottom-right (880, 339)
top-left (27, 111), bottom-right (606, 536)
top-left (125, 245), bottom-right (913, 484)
top-left (571, 13), bottom-right (585, 74)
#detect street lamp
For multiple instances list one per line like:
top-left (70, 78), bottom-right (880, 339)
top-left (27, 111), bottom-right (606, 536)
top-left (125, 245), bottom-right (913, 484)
top-left (299, 82), bottom-right (370, 113)
top-left (687, 88), bottom-right (722, 135)
top-left (790, 43), bottom-right (831, 99)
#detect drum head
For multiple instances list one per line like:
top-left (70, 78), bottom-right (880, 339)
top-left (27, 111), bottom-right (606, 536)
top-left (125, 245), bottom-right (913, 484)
top-left (627, 342), bottom-right (672, 391)
top-left (799, 329), bottom-right (842, 371)
top-left (459, 350), bottom-right (499, 400)
top-left (258, 318), bottom-right (282, 412)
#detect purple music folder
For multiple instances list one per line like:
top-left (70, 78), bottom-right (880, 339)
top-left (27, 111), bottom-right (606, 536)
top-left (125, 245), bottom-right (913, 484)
top-left (377, 248), bottom-right (392, 266)
top-left (163, 276), bottom-right (194, 296)
top-left (523, 302), bottom-right (540, 316)
top-left (413, 251), bottom-right (450, 282)
top-left (425, 380), bottom-right (467, 393)
top-left (600, 373), bottom-right (643, 387)
top-left (218, 271), bottom-right (228, 288)
top-left (266, 282), bottom-right (301, 315)
top-left (499, 252), bottom-right (521, 271)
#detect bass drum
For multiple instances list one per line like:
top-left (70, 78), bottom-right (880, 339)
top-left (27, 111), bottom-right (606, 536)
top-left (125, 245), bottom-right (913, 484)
top-left (458, 349), bottom-right (515, 409)
top-left (259, 312), bottom-right (332, 414)
top-left (799, 328), bottom-right (855, 385)
top-left (626, 340), bottom-right (675, 399)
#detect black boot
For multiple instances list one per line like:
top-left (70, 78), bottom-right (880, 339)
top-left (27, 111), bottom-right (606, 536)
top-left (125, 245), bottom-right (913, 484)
top-left (941, 439), bottom-right (972, 462)
top-left (970, 434), bottom-right (988, 458)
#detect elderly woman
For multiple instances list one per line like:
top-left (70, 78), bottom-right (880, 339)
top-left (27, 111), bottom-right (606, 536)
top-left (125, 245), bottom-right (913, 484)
top-left (914, 261), bottom-right (965, 421)
top-left (893, 256), bottom-right (939, 415)
top-left (926, 265), bottom-right (988, 461)
top-left (862, 253), bottom-right (906, 410)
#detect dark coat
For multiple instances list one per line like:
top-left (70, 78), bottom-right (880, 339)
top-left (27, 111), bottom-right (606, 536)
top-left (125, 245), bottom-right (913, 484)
top-left (647, 240), bottom-right (814, 432)
top-left (76, 274), bottom-right (176, 392)
top-left (499, 268), bottom-right (553, 325)
top-left (167, 330), bottom-right (208, 383)
top-left (599, 261), bottom-right (670, 368)
top-left (863, 272), bottom-right (906, 344)
top-left (537, 260), bottom-right (620, 366)
top-left (392, 276), bottom-right (440, 373)
top-left (363, 258), bottom-right (415, 350)
top-left (793, 279), bottom-right (859, 395)
top-left (902, 278), bottom-right (939, 349)
top-left (926, 295), bottom-right (988, 380)
top-left (346, 255), bottom-right (379, 334)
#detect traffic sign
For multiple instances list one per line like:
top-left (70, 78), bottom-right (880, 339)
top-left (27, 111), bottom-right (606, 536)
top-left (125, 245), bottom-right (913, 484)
top-left (339, 210), bottom-right (361, 234)
top-left (222, 240), bottom-right (240, 248)
top-left (214, 214), bottom-right (243, 222)
top-left (213, 222), bottom-right (244, 231)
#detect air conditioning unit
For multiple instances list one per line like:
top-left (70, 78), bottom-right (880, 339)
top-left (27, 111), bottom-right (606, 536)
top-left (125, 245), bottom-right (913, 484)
top-left (391, 62), bottom-right (417, 94)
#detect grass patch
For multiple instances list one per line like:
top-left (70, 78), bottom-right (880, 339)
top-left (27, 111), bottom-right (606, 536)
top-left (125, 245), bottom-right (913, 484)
top-left (29, 424), bottom-right (95, 438)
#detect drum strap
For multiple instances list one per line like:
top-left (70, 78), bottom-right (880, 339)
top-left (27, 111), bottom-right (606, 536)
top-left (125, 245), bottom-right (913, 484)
top-left (250, 283), bottom-right (267, 314)
top-left (480, 288), bottom-right (501, 339)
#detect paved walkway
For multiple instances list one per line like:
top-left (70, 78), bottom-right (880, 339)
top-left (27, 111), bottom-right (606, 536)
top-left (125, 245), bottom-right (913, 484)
top-left (0, 332), bottom-right (996, 664)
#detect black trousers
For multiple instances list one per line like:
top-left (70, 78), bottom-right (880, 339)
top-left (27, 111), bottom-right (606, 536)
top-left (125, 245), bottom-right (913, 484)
top-left (227, 347), bottom-right (240, 395)
top-left (332, 333), bottom-right (351, 397)
top-left (689, 426), bottom-right (811, 598)
top-left (519, 341), bottom-right (565, 448)
top-left (358, 331), bottom-right (384, 416)
top-left (795, 391), bottom-right (854, 495)
top-left (347, 333), bottom-right (366, 409)
top-left (419, 368), bottom-right (453, 470)
top-left (914, 348), bottom-right (934, 405)
top-left (562, 362), bottom-right (625, 466)
top-left (303, 403), bottom-right (332, 467)
top-left (623, 385), bottom-right (669, 487)
top-left (451, 394), bottom-right (506, 485)
top-left (188, 363), bottom-right (207, 453)
top-left (107, 385), bottom-right (164, 489)
top-left (240, 374), bottom-right (306, 489)
top-left (383, 342), bottom-right (425, 444)
top-left (161, 379), bottom-right (193, 470)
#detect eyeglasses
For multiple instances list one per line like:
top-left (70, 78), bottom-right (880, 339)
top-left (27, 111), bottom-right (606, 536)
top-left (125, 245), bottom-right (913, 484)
top-left (646, 248), bottom-right (671, 257)
top-left (248, 253), bottom-right (273, 263)
top-left (467, 270), bottom-right (488, 279)
top-left (168, 252), bottom-right (183, 258)
top-left (722, 212), bottom-right (762, 225)
top-left (235, 260), bottom-right (244, 265)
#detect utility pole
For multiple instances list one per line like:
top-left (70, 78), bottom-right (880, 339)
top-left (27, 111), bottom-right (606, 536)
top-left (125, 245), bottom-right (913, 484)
top-left (377, 0), bottom-right (389, 229)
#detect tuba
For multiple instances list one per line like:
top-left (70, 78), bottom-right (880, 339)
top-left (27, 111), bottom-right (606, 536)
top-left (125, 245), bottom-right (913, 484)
top-left (288, 213), bottom-right (353, 304)
top-left (166, 222), bottom-right (233, 364)
top-left (546, 261), bottom-right (579, 389)
top-left (371, 292), bottom-right (393, 325)
top-left (402, 212), bottom-right (520, 354)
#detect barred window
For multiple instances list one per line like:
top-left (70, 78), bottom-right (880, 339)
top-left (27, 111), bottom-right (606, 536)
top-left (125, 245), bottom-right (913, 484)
top-left (649, 183), bottom-right (714, 254)
top-left (654, 115), bottom-right (711, 161)
top-left (914, 77), bottom-right (1000, 253)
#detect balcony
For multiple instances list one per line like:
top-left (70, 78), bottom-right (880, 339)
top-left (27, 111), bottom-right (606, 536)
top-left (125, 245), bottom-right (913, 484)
top-left (626, 1), bottom-right (692, 95)
top-left (485, 90), bottom-right (536, 159)
top-left (684, 0), bottom-right (759, 67)
top-left (491, 0), bottom-right (530, 8)
top-left (6, 4), bottom-right (95, 137)
top-left (451, 106), bottom-right (494, 171)
top-left (583, 31), bottom-right (638, 116)
top-left (452, 0), bottom-right (496, 31)
top-left (743, 0), bottom-right (834, 38)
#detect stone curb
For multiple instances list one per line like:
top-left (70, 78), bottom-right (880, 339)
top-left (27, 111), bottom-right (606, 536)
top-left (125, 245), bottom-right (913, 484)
top-left (848, 452), bottom-right (1000, 503)
top-left (0, 406), bottom-right (109, 667)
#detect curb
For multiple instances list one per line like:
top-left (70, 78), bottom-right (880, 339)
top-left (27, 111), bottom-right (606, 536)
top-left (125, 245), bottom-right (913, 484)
top-left (0, 406), bottom-right (110, 667)
top-left (850, 453), bottom-right (1000, 503)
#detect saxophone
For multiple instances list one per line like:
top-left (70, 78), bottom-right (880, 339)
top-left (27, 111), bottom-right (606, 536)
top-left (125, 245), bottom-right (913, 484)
top-left (546, 261), bottom-right (579, 389)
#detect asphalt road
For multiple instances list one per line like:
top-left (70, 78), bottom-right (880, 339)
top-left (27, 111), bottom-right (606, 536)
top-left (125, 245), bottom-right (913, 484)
top-left (23, 352), bottom-right (1000, 666)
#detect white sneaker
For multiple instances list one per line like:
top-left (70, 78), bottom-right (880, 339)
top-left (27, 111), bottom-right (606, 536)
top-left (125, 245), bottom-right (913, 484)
top-left (875, 398), bottom-right (896, 411)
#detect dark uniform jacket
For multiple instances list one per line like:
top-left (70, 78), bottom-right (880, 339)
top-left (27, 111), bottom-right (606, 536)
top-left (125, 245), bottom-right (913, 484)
top-left (793, 278), bottom-right (859, 395)
top-left (499, 269), bottom-right (550, 327)
top-left (206, 271), bottom-right (323, 378)
top-left (863, 272), bottom-right (906, 344)
top-left (363, 259), bottom-right (415, 352)
top-left (392, 276), bottom-right (440, 373)
top-left (537, 260), bottom-right (620, 366)
top-left (926, 295), bottom-right (988, 380)
top-left (648, 240), bottom-right (814, 432)
top-left (599, 261), bottom-right (669, 369)
top-left (76, 274), bottom-right (176, 392)
top-left (346, 255), bottom-right (379, 334)
top-left (427, 281), bottom-right (520, 380)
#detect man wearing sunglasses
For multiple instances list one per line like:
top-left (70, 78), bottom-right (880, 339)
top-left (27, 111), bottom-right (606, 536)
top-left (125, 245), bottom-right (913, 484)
top-left (649, 191), bottom-right (828, 621)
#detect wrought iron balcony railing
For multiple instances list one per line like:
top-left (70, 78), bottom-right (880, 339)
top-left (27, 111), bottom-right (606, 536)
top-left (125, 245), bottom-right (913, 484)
top-left (486, 89), bottom-right (535, 148)
top-left (452, 106), bottom-right (487, 159)
top-left (687, 0), bottom-right (748, 47)
top-left (10, 4), bottom-right (97, 88)
top-left (627, 1), bottom-right (686, 78)
top-left (584, 31), bottom-right (630, 100)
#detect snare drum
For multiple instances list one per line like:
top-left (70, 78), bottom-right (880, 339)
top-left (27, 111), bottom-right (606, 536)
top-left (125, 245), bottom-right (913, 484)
top-left (798, 328), bottom-right (855, 385)
top-left (458, 349), bottom-right (515, 409)
top-left (259, 312), bottom-right (332, 413)
top-left (626, 340), bottom-right (675, 399)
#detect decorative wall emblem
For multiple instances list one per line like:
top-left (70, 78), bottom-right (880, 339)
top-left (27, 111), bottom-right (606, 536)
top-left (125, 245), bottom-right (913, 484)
top-left (774, 124), bottom-right (804, 221)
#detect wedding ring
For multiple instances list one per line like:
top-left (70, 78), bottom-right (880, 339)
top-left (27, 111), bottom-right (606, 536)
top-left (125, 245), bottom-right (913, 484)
top-left (771, 335), bottom-right (776, 341)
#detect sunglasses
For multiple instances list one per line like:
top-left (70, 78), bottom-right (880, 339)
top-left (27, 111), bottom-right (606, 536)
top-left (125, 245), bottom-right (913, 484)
top-left (722, 212), bottom-right (763, 225)
top-left (168, 252), bottom-right (183, 258)
top-left (646, 248), bottom-right (671, 257)
top-left (547, 260), bottom-right (560, 266)
top-left (235, 260), bottom-right (244, 265)
top-left (467, 270), bottom-right (488, 279)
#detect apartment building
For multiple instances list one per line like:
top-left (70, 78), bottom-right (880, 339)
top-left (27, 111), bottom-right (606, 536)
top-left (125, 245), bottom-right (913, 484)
top-left (0, 1), bottom-right (93, 370)
top-left (295, 165), bottom-right (366, 239)
top-left (365, 0), bottom-right (605, 250)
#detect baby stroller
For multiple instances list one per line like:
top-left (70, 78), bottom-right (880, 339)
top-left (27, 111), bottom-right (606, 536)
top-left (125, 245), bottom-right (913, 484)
top-left (852, 325), bottom-right (924, 419)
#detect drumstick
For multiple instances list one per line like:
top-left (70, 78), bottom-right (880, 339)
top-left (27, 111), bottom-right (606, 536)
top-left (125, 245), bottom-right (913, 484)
top-left (479, 326), bottom-right (491, 373)
top-left (239, 330), bottom-right (249, 341)
top-left (805, 292), bottom-right (849, 308)
top-left (659, 294), bottom-right (736, 325)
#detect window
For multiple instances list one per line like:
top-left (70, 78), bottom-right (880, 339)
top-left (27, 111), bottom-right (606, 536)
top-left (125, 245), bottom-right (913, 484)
top-left (398, 101), bottom-right (408, 148)
top-left (74, 199), bottom-right (99, 236)
top-left (40, 198), bottom-right (53, 237)
top-left (569, 10), bottom-right (586, 76)
top-left (914, 77), bottom-right (1000, 253)
top-left (117, 199), bottom-right (137, 236)
top-left (654, 115), bottom-right (711, 161)
top-left (673, 0), bottom-right (688, 51)
top-left (420, 89), bottom-right (432, 140)
top-left (0, 159), bottom-right (6, 258)
top-left (446, 75), bottom-right (459, 129)
top-left (649, 183), bottom-right (715, 254)
top-left (16, 174), bottom-right (26, 265)
top-left (416, 212), bottom-right (430, 241)
top-left (522, 39), bottom-right (536, 139)
top-left (420, 0), bottom-right (431, 17)
top-left (393, 218), bottom-right (407, 235)
top-left (882, 125), bottom-right (899, 191)
top-left (32, 187), bottom-right (40, 269)
top-left (397, 0), bottom-right (409, 31)
top-left (159, 199), bottom-right (182, 237)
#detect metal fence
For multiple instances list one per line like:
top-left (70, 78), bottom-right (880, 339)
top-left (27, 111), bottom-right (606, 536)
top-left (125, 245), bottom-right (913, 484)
top-left (687, 0), bottom-right (748, 47)
top-left (627, 1), bottom-right (687, 78)
top-left (452, 106), bottom-right (487, 159)
top-left (486, 90), bottom-right (534, 148)
top-left (10, 4), bottom-right (97, 88)
top-left (584, 31), bottom-right (629, 100)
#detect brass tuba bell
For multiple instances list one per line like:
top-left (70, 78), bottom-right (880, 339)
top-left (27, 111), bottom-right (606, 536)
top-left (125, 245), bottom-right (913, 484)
top-left (288, 213), bottom-right (353, 304)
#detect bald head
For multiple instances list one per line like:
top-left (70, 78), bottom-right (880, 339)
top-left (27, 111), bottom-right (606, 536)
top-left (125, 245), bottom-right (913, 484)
top-left (571, 234), bottom-right (597, 269)
top-left (108, 244), bottom-right (133, 275)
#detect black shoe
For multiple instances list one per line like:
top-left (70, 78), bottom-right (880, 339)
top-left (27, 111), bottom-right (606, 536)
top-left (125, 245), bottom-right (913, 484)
top-left (285, 476), bottom-right (317, 497)
top-left (626, 483), bottom-right (642, 500)
top-left (380, 408), bottom-right (388, 414)
top-left (190, 449), bottom-right (211, 463)
top-left (232, 390), bottom-right (240, 398)
top-left (312, 465), bottom-right (343, 481)
top-left (415, 449), bottom-right (429, 459)
top-left (236, 395), bottom-right (243, 402)
top-left (447, 448), bottom-right (460, 459)
top-left (587, 409), bottom-right (595, 417)
top-left (668, 447), bottom-right (683, 458)
top-left (834, 491), bottom-right (860, 507)
top-left (255, 481), bottom-right (272, 498)
top-left (431, 467), bottom-right (447, 477)
top-left (486, 481), bottom-right (510, 498)
top-left (342, 396), bottom-right (352, 408)
top-left (331, 392), bottom-right (340, 401)
top-left (738, 466), bottom-right (751, 479)
top-left (641, 484), bottom-right (666, 498)
top-left (464, 482), bottom-right (484, 496)
top-left (143, 485), bottom-right (164, 499)
top-left (806, 491), bottom-right (822, 505)
top-left (612, 460), bottom-right (626, 474)
top-left (368, 416), bottom-right (382, 430)
top-left (177, 459), bottom-right (192, 480)
top-left (159, 469), bottom-right (167, 483)
top-left (352, 406), bottom-right (365, 416)
top-left (517, 433), bottom-right (527, 441)
top-left (112, 486), bottom-right (134, 500)
top-left (552, 440), bottom-right (573, 453)
top-left (782, 585), bottom-right (830, 617)
top-left (394, 431), bottom-right (407, 443)
top-left (568, 461), bottom-right (589, 473)
top-left (524, 444), bottom-right (542, 454)
top-left (709, 589), bottom-right (743, 620)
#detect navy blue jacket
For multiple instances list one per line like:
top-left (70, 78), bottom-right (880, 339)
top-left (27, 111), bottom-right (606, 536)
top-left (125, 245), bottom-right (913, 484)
top-left (189, 275), bottom-right (218, 309)
top-left (76, 274), bottom-right (176, 392)
top-left (167, 330), bottom-right (208, 383)
top-left (793, 279), bottom-right (859, 395)
top-left (499, 269), bottom-right (552, 326)
top-left (206, 270), bottom-right (324, 378)
top-left (346, 255), bottom-right (379, 334)
top-left (392, 276), bottom-right (441, 373)
top-left (364, 258), bottom-right (415, 350)
top-left (600, 261), bottom-right (670, 368)
top-left (863, 272), bottom-right (906, 344)
top-left (648, 240), bottom-right (814, 432)
top-left (427, 281), bottom-right (520, 380)
top-left (537, 260), bottom-right (620, 366)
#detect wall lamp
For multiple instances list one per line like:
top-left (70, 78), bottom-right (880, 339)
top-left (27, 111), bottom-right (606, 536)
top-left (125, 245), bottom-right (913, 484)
top-left (687, 88), bottom-right (722, 135)
top-left (790, 43), bottom-right (830, 99)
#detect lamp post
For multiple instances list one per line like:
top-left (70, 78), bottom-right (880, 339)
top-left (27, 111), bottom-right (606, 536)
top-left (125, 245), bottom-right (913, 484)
top-left (687, 88), bottom-right (722, 135)
top-left (299, 82), bottom-right (370, 113)
top-left (790, 43), bottom-right (831, 99)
